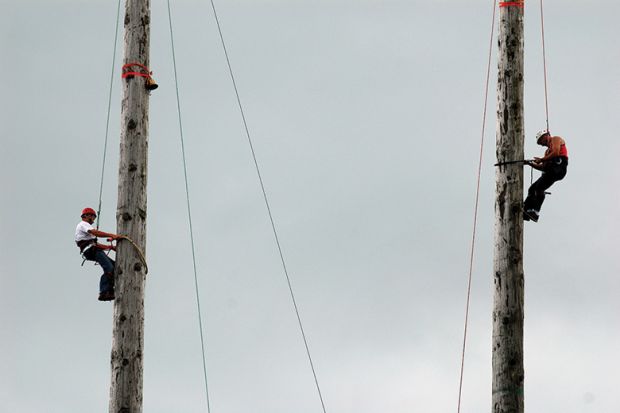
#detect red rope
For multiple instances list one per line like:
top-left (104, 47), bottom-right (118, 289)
top-left (499, 1), bottom-right (524, 7)
top-left (121, 62), bottom-right (152, 78)
top-left (457, 1), bottom-right (497, 412)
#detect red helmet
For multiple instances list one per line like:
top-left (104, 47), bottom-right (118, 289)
top-left (81, 207), bottom-right (97, 217)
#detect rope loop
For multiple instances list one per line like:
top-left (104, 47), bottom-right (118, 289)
top-left (122, 62), bottom-right (153, 79)
top-left (118, 236), bottom-right (148, 274)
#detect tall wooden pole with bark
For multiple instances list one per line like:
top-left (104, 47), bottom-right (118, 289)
top-left (493, 2), bottom-right (525, 413)
top-left (109, 0), bottom-right (151, 412)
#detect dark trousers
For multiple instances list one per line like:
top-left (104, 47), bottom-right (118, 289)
top-left (524, 157), bottom-right (568, 213)
top-left (84, 248), bottom-right (115, 294)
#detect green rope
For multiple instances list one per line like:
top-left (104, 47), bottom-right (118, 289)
top-left (167, 1), bottom-right (212, 411)
top-left (207, 1), bottom-right (328, 412)
top-left (96, 0), bottom-right (122, 229)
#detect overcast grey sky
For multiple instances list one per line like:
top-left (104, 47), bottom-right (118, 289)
top-left (1, 0), bottom-right (619, 412)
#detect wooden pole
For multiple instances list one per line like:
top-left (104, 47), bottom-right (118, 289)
top-left (493, 2), bottom-right (525, 413)
top-left (109, 0), bottom-right (151, 411)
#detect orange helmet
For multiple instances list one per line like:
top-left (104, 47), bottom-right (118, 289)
top-left (81, 207), bottom-right (97, 217)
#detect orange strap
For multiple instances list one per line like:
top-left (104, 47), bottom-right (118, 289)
top-left (122, 63), bottom-right (152, 79)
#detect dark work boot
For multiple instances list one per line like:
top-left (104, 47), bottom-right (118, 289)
top-left (98, 272), bottom-right (115, 301)
top-left (98, 291), bottom-right (115, 301)
top-left (524, 209), bottom-right (539, 223)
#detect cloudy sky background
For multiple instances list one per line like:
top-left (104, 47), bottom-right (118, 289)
top-left (2, 0), bottom-right (619, 412)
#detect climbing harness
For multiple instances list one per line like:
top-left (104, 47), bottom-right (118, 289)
top-left (77, 238), bottom-right (115, 268)
top-left (78, 236), bottom-right (148, 275)
top-left (77, 239), bottom-right (97, 266)
top-left (77, 235), bottom-right (147, 275)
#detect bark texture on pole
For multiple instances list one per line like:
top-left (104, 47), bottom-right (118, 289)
top-left (110, 1), bottom-right (151, 412)
top-left (493, 3), bottom-right (525, 413)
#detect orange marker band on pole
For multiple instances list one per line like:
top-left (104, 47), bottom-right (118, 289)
top-left (121, 63), bottom-right (152, 79)
top-left (499, 1), bottom-right (524, 7)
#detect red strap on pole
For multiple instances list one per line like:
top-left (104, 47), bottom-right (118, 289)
top-left (122, 63), bottom-right (152, 79)
top-left (499, 1), bottom-right (524, 7)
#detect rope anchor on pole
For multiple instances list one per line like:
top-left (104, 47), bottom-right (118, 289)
top-left (122, 62), bottom-right (158, 91)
